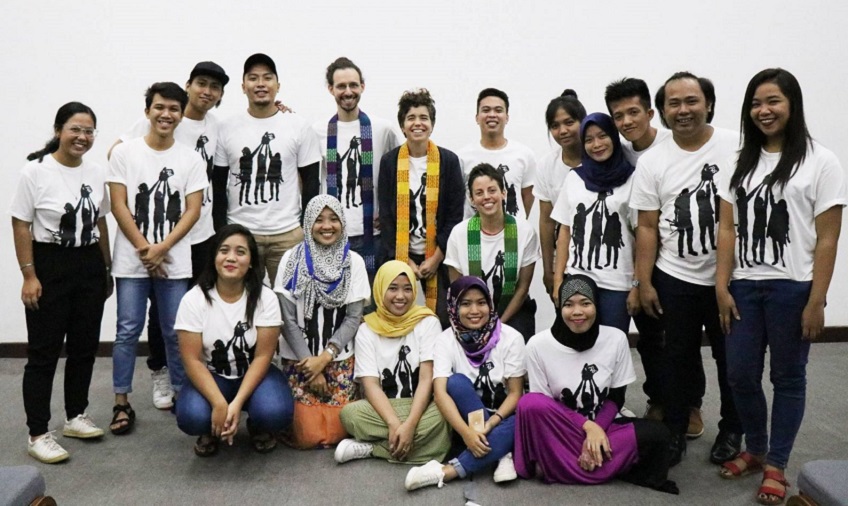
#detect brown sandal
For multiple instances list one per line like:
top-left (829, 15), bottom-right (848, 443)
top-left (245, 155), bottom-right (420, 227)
top-left (757, 469), bottom-right (790, 505)
top-left (719, 451), bottom-right (764, 479)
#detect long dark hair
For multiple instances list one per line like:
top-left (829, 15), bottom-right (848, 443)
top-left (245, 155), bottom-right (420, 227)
top-left (730, 68), bottom-right (811, 192)
top-left (27, 102), bottom-right (97, 162)
top-left (197, 224), bottom-right (263, 327)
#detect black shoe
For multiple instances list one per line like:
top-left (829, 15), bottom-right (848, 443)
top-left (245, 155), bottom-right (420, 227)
top-left (668, 433), bottom-right (687, 467)
top-left (709, 430), bottom-right (742, 464)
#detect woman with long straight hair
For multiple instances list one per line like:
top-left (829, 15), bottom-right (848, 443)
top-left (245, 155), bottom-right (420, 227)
top-left (11, 102), bottom-right (113, 463)
top-left (716, 68), bottom-right (847, 505)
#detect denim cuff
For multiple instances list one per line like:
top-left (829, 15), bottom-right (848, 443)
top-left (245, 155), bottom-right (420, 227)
top-left (449, 458), bottom-right (467, 479)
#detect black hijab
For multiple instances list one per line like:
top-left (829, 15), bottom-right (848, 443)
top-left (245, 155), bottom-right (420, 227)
top-left (551, 274), bottom-right (601, 352)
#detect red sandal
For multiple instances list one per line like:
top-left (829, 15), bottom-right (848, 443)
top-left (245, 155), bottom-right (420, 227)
top-left (719, 451), bottom-right (764, 479)
top-left (757, 469), bottom-right (790, 505)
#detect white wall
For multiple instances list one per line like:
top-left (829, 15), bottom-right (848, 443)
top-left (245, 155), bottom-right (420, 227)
top-left (2, 0), bottom-right (847, 343)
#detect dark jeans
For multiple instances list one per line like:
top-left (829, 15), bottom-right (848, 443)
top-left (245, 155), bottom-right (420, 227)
top-left (23, 243), bottom-right (106, 436)
top-left (652, 268), bottom-right (741, 436)
top-left (726, 279), bottom-right (811, 468)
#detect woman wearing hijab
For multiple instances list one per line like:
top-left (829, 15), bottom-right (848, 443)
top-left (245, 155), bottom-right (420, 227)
top-left (404, 276), bottom-right (526, 491)
top-left (275, 195), bottom-right (371, 449)
top-left (551, 113), bottom-right (639, 334)
top-left (514, 274), bottom-right (677, 494)
top-left (335, 260), bottom-right (451, 465)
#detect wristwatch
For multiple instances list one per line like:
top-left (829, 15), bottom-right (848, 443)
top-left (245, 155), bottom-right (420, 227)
top-left (631, 280), bottom-right (641, 288)
top-left (324, 345), bottom-right (339, 360)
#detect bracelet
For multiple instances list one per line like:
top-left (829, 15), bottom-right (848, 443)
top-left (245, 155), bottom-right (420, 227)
top-left (20, 263), bottom-right (34, 271)
top-left (491, 412), bottom-right (503, 422)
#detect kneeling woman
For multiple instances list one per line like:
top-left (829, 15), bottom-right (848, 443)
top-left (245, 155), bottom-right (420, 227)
top-left (514, 275), bottom-right (677, 494)
top-left (336, 261), bottom-right (451, 464)
top-left (176, 224), bottom-right (293, 456)
top-left (405, 277), bottom-right (526, 491)
top-left (275, 195), bottom-right (371, 448)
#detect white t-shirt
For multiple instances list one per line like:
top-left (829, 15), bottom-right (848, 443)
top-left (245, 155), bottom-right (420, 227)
top-left (215, 111), bottom-right (321, 235)
top-left (433, 324), bottom-right (527, 411)
top-left (444, 217), bottom-right (540, 309)
top-left (10, 156), bottom-right (110, 247)
top-left (107, 138), bottom-right (207, 278)
top-left (274, 248), bottom-right (371, 361)
top-left (526, 326), bottom-right (636, 420)
top-left (354, 316), bottom-right (442, 399)
top-left (175, 285), bottom-right (282, 380)
top-left (630, 128), bottom-right (739, 285)
top-left (550, 171), bottom-right (637, 291)
top-left (458, 140), bottom-right (537, 220)
top-left (533, 147), bottom-right (577, 206)
top-left (406, 155), bottom-right (428, 255)
top-left (717, 142), bottom-right (848, 282)
top-left (621, 129), bottom-right (672, 166)
top-left (120, 115), bottom-right (219, 244)
top-left (313, 115), bottom-right (400, 237)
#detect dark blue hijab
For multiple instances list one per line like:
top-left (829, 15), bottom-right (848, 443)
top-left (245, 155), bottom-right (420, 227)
top-left (572, 112), bottom-right (634, 193)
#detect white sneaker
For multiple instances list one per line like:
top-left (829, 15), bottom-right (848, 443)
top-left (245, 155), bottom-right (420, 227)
top-left (405, 460), bottom-right (445, 491)
top-left (334, 438), bottom-right (374, 464)
top-left (151, 367), bottom-right (174, 410)
top-left (28, 432), bottom-right (70, 464)
top-left (493, 452), bottom-right (518, 483)
top-left (618, 406), bottom-right (637, 418)
top-left (63, 413), bottom-right (104, 439)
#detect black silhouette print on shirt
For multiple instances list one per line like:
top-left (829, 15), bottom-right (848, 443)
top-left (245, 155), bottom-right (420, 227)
top-left (559, 363), bottom-right (608, 420)
top-left (195, 135), bottom-right (213, 206)
top-left (337, 136), bottom-right (363, 209)
top-left (665, 164), bottom-right (720, 258)
top-left (132, 168), bottom-right (177, 244)
top-left (208, 321), bottom-right (256, 377)
top-left (482, 250), bottom-right (506, 308)
top-left (409, 174), bottom-right (427, 238)
top-left (381, 344), bottom-right (420, 398)
top-left (571, 191), bottom-right (624, 271)
top-left (50, 183), bottom-right (101, 247)
top-left (733, 172), bottom-right (791, 268)
top-left (474, 361), bottom-right (507, 410)
top-left (304, 304), bottom-right (347, 357)
top-left (496, 164), bottom-right (519, 216)
top-left (232, 132), bottom-right (280, 206)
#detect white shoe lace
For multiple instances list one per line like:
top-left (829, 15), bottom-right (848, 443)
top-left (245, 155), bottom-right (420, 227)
top-left (153, 371), bottom-right (173, 396)
top-left (34, 432), bottom-right (64, 453)
top-left (73, 414), bottom-right (97, 429)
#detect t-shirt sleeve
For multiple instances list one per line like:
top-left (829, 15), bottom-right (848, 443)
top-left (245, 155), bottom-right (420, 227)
top-left (174, 288), bottom-right (205, 333)
top-left (443, 223), bottom-right (464, 271)
top-left (549, 177), bottom-right (573, 226)
top-left (353, 324), bottom-right (378, 379)
top-left (526, 338), bottom-right (554, 398)
top-left (106, 145), bottom-right (128, 185)
top-left (384, 128), bottom-right (401, 151)
top-left (417, 316), bottom-right (442, 362)
top-left (9, 167), bottom-right (36, 222)
top-left (186, 157), bottom-right (209, 195)
top-left (629, 157), bottom-right (661, 211)
top-left (609, 331), bottom-right (637, 388)
top-left (432, 330), bottom-right (455, 379)
top-left (532, 164), bottom-right (551, 202)
top-left (502, 329), bottom-right (527, 379)
top-left (297, 122), bottom-right (323, 167)
top-left (520, 227), bottom-right (541, 267)
top-left (213, 124), bottom-right (229, 167)
top-left (522, 150), bottom-right (537, 188)
top-left (813, 149), bottom-right (848, 216)
top-left (716, 154), bottom-right (737, 203)
top-left (98, 174), bottom-right (112, 219)
top-left (348, 254), bottom-right (372, 303)
top-left (118, 116), bottom-right (151, 143)
top-left (254, 287), bottom-right (283, 327)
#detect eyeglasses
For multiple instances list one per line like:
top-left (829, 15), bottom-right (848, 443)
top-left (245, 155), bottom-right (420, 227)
top-left (66, 126), bottom-right (98, 137)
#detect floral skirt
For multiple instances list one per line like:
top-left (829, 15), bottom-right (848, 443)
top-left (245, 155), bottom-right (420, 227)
top-left (279, 357), bottom-right (358, 449)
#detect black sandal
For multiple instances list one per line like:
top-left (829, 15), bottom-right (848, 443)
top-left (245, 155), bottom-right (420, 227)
top-left (247, 420), bottom-right (277, 454)
top-left (110, 404), bottom-right (135, 435)
top-left (194, 435), bottom-right (219, 457)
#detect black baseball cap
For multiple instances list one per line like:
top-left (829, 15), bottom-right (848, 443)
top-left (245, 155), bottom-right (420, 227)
top-left (189, 61), bottom-right (229, 86)
top-left (243, 53), bottom-right (277, 77)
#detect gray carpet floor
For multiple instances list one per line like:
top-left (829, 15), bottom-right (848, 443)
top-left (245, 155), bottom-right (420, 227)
top-left (1, 345), bottom-right (847, 505)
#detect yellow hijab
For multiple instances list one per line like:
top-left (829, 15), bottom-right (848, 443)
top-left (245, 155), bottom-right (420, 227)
top-left (364, 260), bottom-right (436, 338)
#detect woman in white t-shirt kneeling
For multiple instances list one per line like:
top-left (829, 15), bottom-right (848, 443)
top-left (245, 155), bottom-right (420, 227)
top-left (336, 260), bottom-right (451, 465)
top-left (444, 163), bottom-right (540, 342)
top-left (716, 68), bottom-right (847, 505)
top-left (405, 276), bottom-right (526, 491)
top-left (175, 224), bottom-right (292, 456)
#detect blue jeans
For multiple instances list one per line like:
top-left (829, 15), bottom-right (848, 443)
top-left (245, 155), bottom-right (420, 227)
top-left (725, 279), bottom-right (811, 469)
top-left (176, 366), bottom-right (294, 435)
top-left (113, 277), bottom-right (189, 394)
top-left (446, 374), bottom-right (515, 477)
top-left (596, 288), bottom-right (631, 334)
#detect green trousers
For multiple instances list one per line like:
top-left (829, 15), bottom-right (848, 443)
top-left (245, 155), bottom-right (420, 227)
top-left (339, 398), bottom-right (451, 464)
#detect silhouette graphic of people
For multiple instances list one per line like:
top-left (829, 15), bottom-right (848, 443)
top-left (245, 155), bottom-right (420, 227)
top-left (496, 164), bottom-right (519, 216)
top-left (153, 187), bottom-right (166, 244)
top-left (79, 184), bottom-right (98, 246)
top-left (267, 153), bottom-right (283, 202)
top-left (696, 187), bottom-right (716, 254)
top-left (166, 189), bottom-right (181, 232)
top-left (474, 361), bottom-right (498, 409)
top-left (236, 147), bottom-right (256, 206)
top-left (393, 345), bottom-right (415, 398)
top-left (571, 363), bottom-right (607, 420)
top-left (229, 321), bottom-right (252, 377)
top-left (340, 137), bottom-right (361, 208)
top-left (767, 190), bottom-right (790, 267)
top-left (408, 188), bottom-right (419, 237)
top-left (134, 182), bottom-right (154, 237)
top-left (253, 132), bottom-right (275, 204)
top-left (417, 174), bottom-right (427, 237)
top-left (669, 188), bottom-right (698, 257)
top-left (752, 193), bottom-right (768, 265)
top-left (482, 250), bottom-right (506, 308)
top-left (58, 203), bottom-right (77, 247)
top-left (210, 339), bottom-right (232, 376)
top-left (603, 208), bottom-right (624, 269)
top-left (734, 187), bottom-right (753, 268)
top-left (195, 135), bottom-right (213, 206)
top-left (571, 200), bottom-right (600, 269)
top-left (381, 368), bottom-right (397, 398)
top-left (587, 197), bottom-right (605, 270)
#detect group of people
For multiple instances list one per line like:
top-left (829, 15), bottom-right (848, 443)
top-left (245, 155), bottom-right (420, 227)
top-left (11, 52), bottom-right (845, 505)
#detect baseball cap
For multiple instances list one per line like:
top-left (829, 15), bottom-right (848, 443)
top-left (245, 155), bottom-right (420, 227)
top-left (243, 53), bottom-right (277, 77)
top-left (189, 61), bottom-right (229, 86)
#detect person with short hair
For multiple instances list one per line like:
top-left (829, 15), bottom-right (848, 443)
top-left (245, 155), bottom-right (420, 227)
top-left (444, 163), bottom-right (540, 341)
top-left (213, 53), bottom-right (321, 286)
top-left (314, 57), bottom-right (400, 279)
top-left (458, 88), bottom-right (537, 221)
top-left (175, 224), bottom-right (293, 456)
top-left (715, 68), bottom-right (846, 505)
top-left (336, 260), bottom-right (451, 465)
top-left (12, 102), bottom-right (112, 463)
top-left (535, 90), bottom-right (587, 297)
top-left (107, 82), bottom-right (207, 435)
top-left (605, 78), bottom-right (671, 166)
top-left (378, 89), bottom-right (465, 327)
top-left (630, 71), bottom-right (743, 466)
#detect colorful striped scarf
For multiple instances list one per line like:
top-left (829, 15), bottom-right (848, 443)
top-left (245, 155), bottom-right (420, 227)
top-left (396, 140), bottom-right (440, 311)
top-left (467, 213), bottom-right (518, 313)
top-left (326, 111), bottom-right (375, 272)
